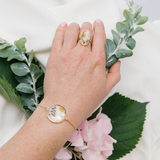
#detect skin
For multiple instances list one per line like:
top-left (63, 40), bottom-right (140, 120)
top-left (0, 20), bottom-right (121, 160)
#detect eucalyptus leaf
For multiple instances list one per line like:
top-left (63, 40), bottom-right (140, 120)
top-left (21, 93), bottom-right (35, 106)
top-left (28, 50), bottom-right (33, 66)
top-left (30, 63), bottom-right (40, 76)
top-left (0, 78), bottom-right (29, 118)
top-left (11, 62), bottom-right (30, 76)
top-left (125, 37), bottom-right (136, 50)
top-left (36, 86), bottom-right (43, 97)
top-left (123, 9), bottom-right (133, 27)
top-left (106, 55), bottom-right (118, 68)
top-left (105, 39), bottom-right (116, 58)
top-left (116, 49), bottom-right (133, 58)
top-left (14, 37), bottom-right (27, 53)
top-left (111, 30), bottom-right (121, 46)
top-left (116, 22), bottom-right (128, 34)
top-left (34, 70), bottom-right (43, 82)
top-left (136, 16), bottom-right (148, 25)
top-left (133, 6), bottom-right (142, 18)
top-left (28, 106), bottom-right (36, 112)
top-left (130, 27), bottom-right (144, 36)
top-left (102, 93), bottom-right (147, 160)
top-left (0, 46), bottom-right (14, 58)
top-left (15, 75), bottom-right (32, 85)
top-left (16, 83), bottom-right (33, 94)
top-left (7, 50), bottom-right (25, 61)
top-left (0, 43), bottom-right (11, 50)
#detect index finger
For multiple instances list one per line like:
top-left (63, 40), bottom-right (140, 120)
top-left (92, 19), bottom-right (106, 53)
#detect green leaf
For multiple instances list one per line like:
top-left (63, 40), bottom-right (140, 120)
top-left (130, 27), bottom-right (144, 36)
top-left (116, 49), bottom-right (133, 58)
top-left (16, 83), bottom-right (33, 94)
top-left (87, 107), bottom-right (101, 121)
top-left (15, 75), bottom-right (32, 85)
top-left (116, 22), bottom-right (128, 34)
top-left (28, 106), bottom-right (36, 112)
top-left (36, 86), bottom-right (43, 97)
top-left (125, 37), bottom-right (136, 50)
top-left (28, 50), bottom-right (33, 66)
top-left (102, 93), bottom-right (147, 160)
top-left (111, 30), bottom-right (121, 46)
top-left (0, 43), bottom-right (11, 50)
top-left (0, 38), bottom-right (7, 44)
top-left (105, 39), bottom-right (116, 58)
top-left (21, 93), bottom-right (35, 106)
top-left (35, 70), bottom-right (43, 82)
top-left (30, 63), bottom-right (40, 75)
top-left (106, 55), bottom-right (118, 68)
top-left (133, 6), bottom-right (142, 18)
top-left (11, 62), bottom-right (30, 76)
top-left (0, 58), bottom-right (18, 88)
top-left (137, 16), bottom-right (148, 25)
top-left (7, 49), bottom-right (25, 61)
top-left (0, 78), bottom-right (29, 118)
top-left (123, 9), bottom-right (133, 27)
top-left (14, 37), bottom-right (27, 53)
top-left (0, 46), bottom-right (14, 58)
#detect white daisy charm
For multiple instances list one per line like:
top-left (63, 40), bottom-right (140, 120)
top-left (47, 105), bottom-right (66, 123)
top-left (80, 30), bottom-right (91, 46)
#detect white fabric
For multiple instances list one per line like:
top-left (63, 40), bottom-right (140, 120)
top-left (0, 0), bottom-right (160, 159)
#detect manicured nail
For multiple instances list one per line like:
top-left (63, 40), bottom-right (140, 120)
top-left (95, 19), bottom-right (102, 23)
top-left (61, 22), bottom-right (67, 27)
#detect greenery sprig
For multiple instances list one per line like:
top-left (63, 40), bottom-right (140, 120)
top-left (0, 38), bottom-right (44, 117)
top-left (105, 1), bottom-right (148, 68)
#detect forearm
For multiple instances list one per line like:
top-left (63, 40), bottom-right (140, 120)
top-left (0, 102), bottom-right (75, 160)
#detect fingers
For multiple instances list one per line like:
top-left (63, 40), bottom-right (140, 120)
top-left (106, 61), bottom-right (121, 92)
top-left (92, 19), bottom-right (106, 54)
top-left (51, 22), bottom-right (68, 53)
top-left (62, 23), bottom-right (80, 50)
top-left (77, 22), bottom-right (93, 50)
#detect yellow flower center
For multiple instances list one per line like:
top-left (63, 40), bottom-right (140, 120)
top-left (82, 32), bottom-right (86, 38)
top-left (59, 107), bottom-right (64, 112)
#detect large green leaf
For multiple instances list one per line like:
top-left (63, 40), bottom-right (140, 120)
top-left (102, 93), bottom-right (147, 160)
top-left (0, 78), bottom-right (29, 118)
top-left (0, 58), bottom-right (18, 88)
top-left (136, 16), bottom-right (148, 25)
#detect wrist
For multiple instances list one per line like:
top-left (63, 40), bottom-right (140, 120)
top-left (38, 97), bottom-right (88, 129)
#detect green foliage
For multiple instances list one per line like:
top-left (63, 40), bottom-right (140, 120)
top-left (0, 37), bottom-right (44, 117)
top-left (0, 77), bottom-right (29, 118)
top-left (106, 1), bottom-right (148, 68)
top-left (102, 93), bottom-right (147, 160)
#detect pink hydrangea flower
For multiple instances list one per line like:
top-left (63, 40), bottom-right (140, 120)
top-left (69, 107), bottom-right (116, 160)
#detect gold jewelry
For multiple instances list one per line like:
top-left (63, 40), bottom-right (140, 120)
top-left (78, 30), bottom-right (92, 46)
top-left (38, 104), bottom-right (76, 130)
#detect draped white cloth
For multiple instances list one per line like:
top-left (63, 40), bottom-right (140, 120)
top-left (0, 0), bottom-right (160, 159)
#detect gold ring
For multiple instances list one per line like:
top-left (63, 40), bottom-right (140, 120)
top-left (78, 30), bottom-right (92, 46)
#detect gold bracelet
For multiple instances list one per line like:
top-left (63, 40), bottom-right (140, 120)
top-left (38, 104), bottom-right (76, 130)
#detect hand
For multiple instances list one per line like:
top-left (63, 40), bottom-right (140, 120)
top-left (40, 20), bottom-right (121, 127)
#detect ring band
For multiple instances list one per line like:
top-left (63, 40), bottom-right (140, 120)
top-left (38, 104), bottom-right (76, 130)
top-left (78, 30), bottom-right (92, 46)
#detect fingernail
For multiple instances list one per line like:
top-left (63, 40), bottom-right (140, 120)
top-left (61, 22), bottom-right (67, 27)
top-left (95, 19), bottom-right (102, 23)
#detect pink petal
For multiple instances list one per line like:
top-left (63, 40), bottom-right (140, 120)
top-left (55, 148), bottom-right (72, 160)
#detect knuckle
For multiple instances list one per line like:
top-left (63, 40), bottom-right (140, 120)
top-left (93, 54), bottom-right (103, 65)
